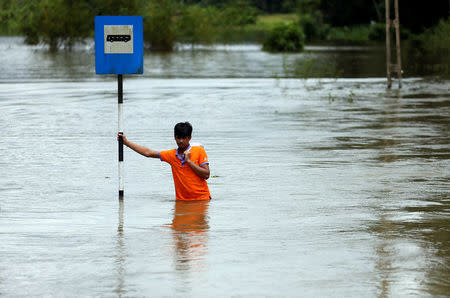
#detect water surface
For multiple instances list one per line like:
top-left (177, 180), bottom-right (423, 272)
top-left (0, 37), bottom-right (449, 297)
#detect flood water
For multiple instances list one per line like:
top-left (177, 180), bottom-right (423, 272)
top-left (0, 37), bottom-right (449, 297)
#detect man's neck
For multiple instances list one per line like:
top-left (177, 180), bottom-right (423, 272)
top-left (177, 144), bottom-right (190, 154)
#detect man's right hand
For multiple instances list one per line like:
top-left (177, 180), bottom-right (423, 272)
top-left (117, 133), bottom-right (128, 145)
top-left (117, 134), bottom-right (159, 158)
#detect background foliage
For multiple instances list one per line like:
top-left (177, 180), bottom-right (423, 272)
top-left (263, 22), bottom-right (305, 52)
top-left (0, 0), bottom-right (448, 52)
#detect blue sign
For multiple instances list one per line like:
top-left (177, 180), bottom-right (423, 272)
top-left (95, 16), bottom-right (143, 75)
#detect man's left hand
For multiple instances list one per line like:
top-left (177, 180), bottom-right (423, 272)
top-left (184, 150), bottom-right (191, 162)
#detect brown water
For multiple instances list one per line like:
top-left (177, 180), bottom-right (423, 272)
top-left (0, 37), bottom-right (449, 297)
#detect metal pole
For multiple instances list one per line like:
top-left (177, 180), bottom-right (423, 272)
top-left (385, 0), bottom-right (392, 89)
top-left (118, 74), bottom-right (124, 198)
top-left (118, 197), bottom-right (124, 232)
top-left (394, 0), bottom-right (402, 88)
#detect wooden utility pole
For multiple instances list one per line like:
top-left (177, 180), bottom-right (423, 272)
top-left (385, 0), bottom-right (402, 88)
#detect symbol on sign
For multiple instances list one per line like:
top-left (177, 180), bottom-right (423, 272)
top-left (107, 35), bottom-right (131, 43)
top-left (104, 25), bottom-right (134, 54)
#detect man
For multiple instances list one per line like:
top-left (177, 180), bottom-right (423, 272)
top-left (118, 122), bottom-right (211, 201)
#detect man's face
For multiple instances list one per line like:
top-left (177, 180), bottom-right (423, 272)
top-left (175, 136), bottom-right (191, 151)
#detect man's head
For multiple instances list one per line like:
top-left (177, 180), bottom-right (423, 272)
top-left (174, 122), bottom-right (192, 151)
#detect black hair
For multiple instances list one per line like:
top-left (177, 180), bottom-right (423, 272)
top-left (174, 122), bottom-right (193, 138)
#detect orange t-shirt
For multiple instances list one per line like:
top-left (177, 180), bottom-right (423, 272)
top-left (159, 145), bottom-right (211, 201)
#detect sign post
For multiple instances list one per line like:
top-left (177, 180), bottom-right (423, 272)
top-left (118, 74), bottom-right (124, 197)
top-left (95, 16), bottom-right (143, 199)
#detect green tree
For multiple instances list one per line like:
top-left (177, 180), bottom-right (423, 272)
top-left (17, 0), bottom-right (139, 51)
top-left (0, 0), bottom-right (17, 35)
top-left (143, 0), bottom-right (178, 50)
top-left (177, 5), bottom-right (218, 45)
top-left (42, 0), bottom-right (90, 51)
top-left (220, 1), bottom-right (259, 26)
top-left (263, 22), bottom-right (305, 52)
top-left (297, 0), bottom-right (328, 41)
top-left (319, 0), bottom-right (449, 33)
top-left (95, 0), bottom-right (139, 16)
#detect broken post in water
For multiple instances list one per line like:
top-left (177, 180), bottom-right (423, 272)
top-left (385, 0), bottom-right (403, 89)
top-left (95, 16), bottom-right (144, 199)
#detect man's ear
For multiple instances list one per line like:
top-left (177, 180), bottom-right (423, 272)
top-left (187, 136), bottom-right (192, 142)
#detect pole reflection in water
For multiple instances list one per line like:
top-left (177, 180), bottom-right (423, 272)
top-left (115, 198), bottom-right (125, 296)
top-left (169, 200), bottom-right (210, 272)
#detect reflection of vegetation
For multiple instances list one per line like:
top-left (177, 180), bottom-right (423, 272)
top-left (326, 90), bottom-right (356, 104)
top-left (347, 90), bottom-right (355, 103)
top-left (288, 54), bottom-right (343, 79)
top-left (328, 92), bottom-right (336, 103)
top-left (296, 56), bottom-right (315, 79)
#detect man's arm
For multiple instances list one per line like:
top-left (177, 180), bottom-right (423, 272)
top-left (118, 133), bottom-right (159, 158)
top-left (185, 151), bottom-right (210, 180)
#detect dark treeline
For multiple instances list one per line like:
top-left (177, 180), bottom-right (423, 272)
top-left (181, 0), bottom-right (449, 32)
top-left (320, 0), bottom-right (449, 33)
top-left (184, 0), bottom-right (299, 13)
top-left (0, 0), bottom-right (262, 50)
top-left (0, 0), bottom-right (448, 51)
